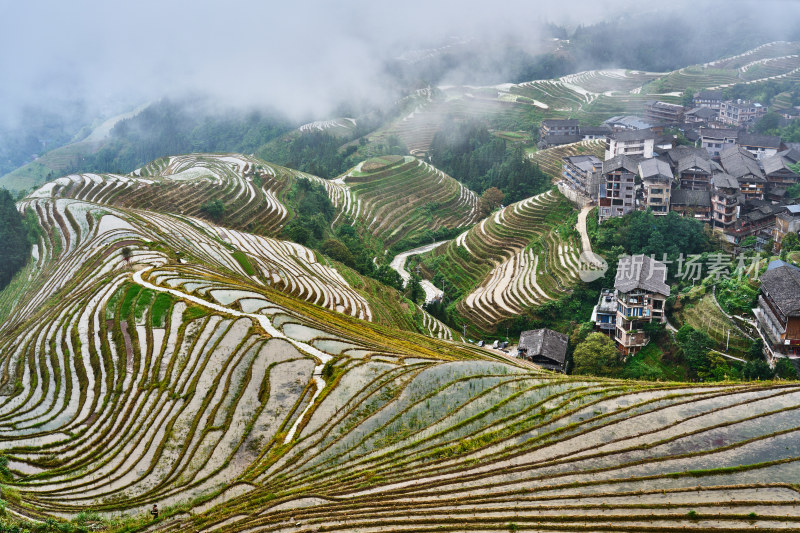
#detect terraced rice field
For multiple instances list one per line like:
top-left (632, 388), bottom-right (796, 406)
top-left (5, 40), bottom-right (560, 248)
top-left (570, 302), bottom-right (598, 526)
top-left (558, 69), bottom-right (665, 95)
top-left (147, 374), bottom-right (800, 532)
top-left (510, 80), bottom-right (589, 111)
top-left (645, 41), bottom-right (800, 93)
top-left (33, 153), bottom-right (328, 237)
top-left (673, 289), bottom-right (755, 358)
top-left (421, 191), bottom-right (582, 331)
top-left (528, 139), bottom-right (605, 181)
top-left (3, 158), bottom-right (800, 531)
top-left (335, 156), bottom-right (480, 247)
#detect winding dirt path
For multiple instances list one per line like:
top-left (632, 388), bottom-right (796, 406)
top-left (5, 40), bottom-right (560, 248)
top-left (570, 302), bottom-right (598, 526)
top-left (389, 241), bottom-right (449, 302)
top-left (577, 206), bottom-right (593, 254)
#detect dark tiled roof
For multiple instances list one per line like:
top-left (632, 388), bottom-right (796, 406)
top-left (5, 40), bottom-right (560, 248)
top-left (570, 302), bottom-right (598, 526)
top-left (602, 154), bottom-right (639, 175)
top-left (778, 148), bottom-right (800, 164)
top-left (700, 127), bottom-right (740, 140)
top-left (712, 172), bottom-right (739, 190)
top-left (671, 189), bottom-right (712, 207)
top-left (614, 254), bottom-right (670, 296)
top-left (580, 125), bottom-right (613, 136)
top-left (542, 119), bottom-right (579, 127)
top-left (638, 158), bottom-right (673, 181)
top-left (666, 146), bottom-right (709, 166)
top-left (760, 265), bottom-right (800, 317)
top-left (677, 155), bottom-right (712, 174)
top-left (763, 154), bottom-right (797, 176)
top-left (610, 129), bottom-right (657, 142)
top-left (686, 107), bottom-right (718, 119)
top-left (543, 134), bottom-right (583, 145)
top-left (742, 204), bottom-right (786, 223)
top-left (695, 90), bottom-right (723, 100)
top-left (739, 133), bottom-right (782, 149)
top-left (720, 146), bottom-right (765, 181)
top-left (518, 329), bottom-right (569, 365)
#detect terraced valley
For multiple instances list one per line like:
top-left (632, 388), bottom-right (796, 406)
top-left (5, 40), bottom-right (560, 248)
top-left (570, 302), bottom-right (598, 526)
top-left (4, 36), bottom-right (800, 533)
top-left (332, 156), bottom-right (480, 248)
top-left (419, 190), bottom-right (584, 332)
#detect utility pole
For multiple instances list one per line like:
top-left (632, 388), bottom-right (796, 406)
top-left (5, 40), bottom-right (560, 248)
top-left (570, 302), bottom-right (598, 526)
top-left (727, 328), bottom-right (730, 352)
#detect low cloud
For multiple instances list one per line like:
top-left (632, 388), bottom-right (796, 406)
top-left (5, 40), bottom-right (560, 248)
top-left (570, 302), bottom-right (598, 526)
top-left (1, 0), bottom-right (798, 127)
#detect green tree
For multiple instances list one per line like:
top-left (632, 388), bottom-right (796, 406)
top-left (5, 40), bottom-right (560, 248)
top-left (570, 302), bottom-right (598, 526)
top-left (407, 274), bottom-right (425, 304)
top-left (681, 88), bottom-right (696, 108)
top-left (754, 112), bottom-right (781, 134)
top-left (775, 358), bottom-right (798, 379)
top-left (0, 189), bottom-right (31, 290)
top-left (321, 239), bottom-right (355, 267)
top-left (743, 359), bottom-right (773, 380)
top-left (782, 232), bottom-right (800, 253)
top-left (676, 325), bottom-right (713, 375)
top-left (478, 187), bottom-right (505, 216)
top-left (200, 199), bottom-right (225, 221)
top-left (572, 332), bottom-right (621, 376)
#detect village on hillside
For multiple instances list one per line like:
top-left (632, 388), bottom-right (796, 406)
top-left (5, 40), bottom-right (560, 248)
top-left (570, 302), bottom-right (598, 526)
top-left (513, 92), bottom-right (800, 374)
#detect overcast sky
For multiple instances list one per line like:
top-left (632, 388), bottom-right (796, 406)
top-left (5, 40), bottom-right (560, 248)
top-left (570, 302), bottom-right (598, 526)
top-left (0, 0), bottom-right (796, 126)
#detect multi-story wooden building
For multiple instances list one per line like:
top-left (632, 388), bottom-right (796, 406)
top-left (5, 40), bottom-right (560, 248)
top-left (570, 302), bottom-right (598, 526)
top-left (774, 206), bottom-right (800, 251)
top-left (541, 119), bottom-right (579, 138)
top-left (700, 128), bottom-right (739, 157)
top-left (614, 255), bottom-right (670, 356)
top-left (693, 90), bottom-right (723, 110)
top-left (720, 146), bottom-right (766, 201)
top-left (711, 173), bottom-right (740, 229)
top-left (643, 100), bottom-right (684, 124)
top-left (738, 133), bottom-right (782, 160)
top-left (638, 158), bottom-right (673, 215)
top-left (677, 155), bottom-right (713, 191)
top-left (762, 154), bottom-right (799, 192)
top-left (598, 155), bottom-right (638, 223)
top-left (754, 262), bottom-right (800, 361)
top-left (719, 99), bottom-right (767, 127)
top-left (562, 154), bottom-right (602, 195)
top-left (670, 189), bottom-right (712, 222)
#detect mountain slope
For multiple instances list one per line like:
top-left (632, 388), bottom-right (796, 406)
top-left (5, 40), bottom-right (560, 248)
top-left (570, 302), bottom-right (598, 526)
top-left (0, 158), bottom-right (799, 531)
top-left (334, 155), bottom-right (480, 249)
top-left (420, 190), bottom-right (582, 332)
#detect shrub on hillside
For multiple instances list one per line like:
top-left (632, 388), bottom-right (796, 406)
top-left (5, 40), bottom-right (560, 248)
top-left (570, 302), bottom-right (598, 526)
top-left (0, 189), bottom-right (31, 290)
top-left (572, 332), bottom-right (621, 376)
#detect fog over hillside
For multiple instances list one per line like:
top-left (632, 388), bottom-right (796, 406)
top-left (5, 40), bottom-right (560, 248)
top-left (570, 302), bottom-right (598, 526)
top-left (3, 0), bottom-right (800, 128)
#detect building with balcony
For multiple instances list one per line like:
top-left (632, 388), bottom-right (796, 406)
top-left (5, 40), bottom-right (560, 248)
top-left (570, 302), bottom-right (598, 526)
top-left (774, 206), bottom-right (800, 251)
top-left (591, 289), bottom-right (618, 337)
top-left (711, 173), bottom-right (740, 229)
top-left (614, 255), bottom-right (670, 356)
top-left (677, 155), bottom-right (713, 191)
top-left (562, 154), bottom-right (602, 195)
top-left (638, 158), bottom-right (673, 215)
top-left (762, 154), bottom-right (799, 192)
top-left (720, 146), bottom-right (766, 201)
top-left (685, 106), bottom-right (718, 125)
top-left (605, 129), bottom-right (656, 159)
top-left (670, 189), bottom-right (712, 222)
top-left (700, 128), bottom-right (739, 157)
top-left (693, 90), bottom-right (723, 110)
top-left (541, 119), bottom-right (579, 138)
top-left (644, 100), bottom-right (685, 124)
top-left (598, 155), bottom-right (638, 223)
top-left (719, 99), bottom-right (767, 127)
top-left (738, 133), bottom-right (782, 160)
top-left (753, 261), bottom-right (800, 361)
